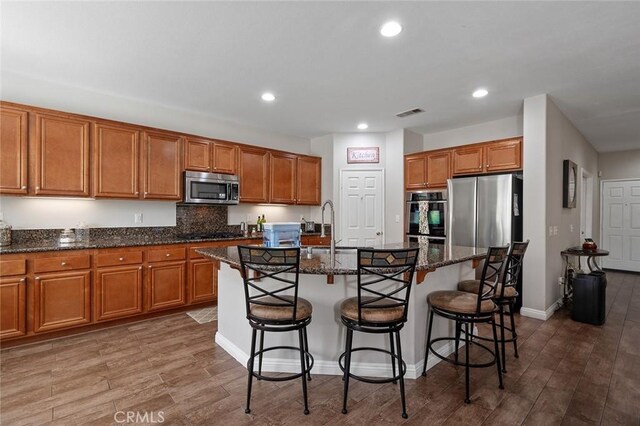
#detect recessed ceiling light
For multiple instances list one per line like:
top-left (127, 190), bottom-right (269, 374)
top-left (472, 88), bottom-right (489, 98)
top-left (261, 92), bottom-right (276, 102)
top-left (380, 21), bottom-right (402, 37)
top-left (357, 123), bottom-right (369, 130)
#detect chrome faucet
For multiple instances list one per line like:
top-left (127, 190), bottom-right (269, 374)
top-left (240, 221), bottom-right (247, 237)
top-left (320, 200), bottom-right (336, 256)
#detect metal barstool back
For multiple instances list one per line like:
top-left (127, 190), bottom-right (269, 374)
top-left (497, 241), bottom-right (530, 299)
top-left (237, 246), bottom-right (313, 415)
top-left (476, 246), bottom-right (510, 312)
top-left (340, 247), bottom-right (420, 419)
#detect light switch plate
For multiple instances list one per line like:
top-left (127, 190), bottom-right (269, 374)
top-left (134, 213), bottom-right (143, 224)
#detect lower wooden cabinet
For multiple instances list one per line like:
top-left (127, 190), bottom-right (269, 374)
top-left (0, 277), bottom-right (26, 339)
top-left (146, 261), bottom-right (186, 312)
top-left (33, 271), bottom-right (91, 333)
top-left (189, 259), bottom-right (218, 304)
top-left (95, 265), bottom-right (143, 321)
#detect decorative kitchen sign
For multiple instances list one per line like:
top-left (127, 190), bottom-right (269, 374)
top-left (347, 147), bottom-right (379, 164)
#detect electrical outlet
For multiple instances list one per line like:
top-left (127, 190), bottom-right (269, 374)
top-left (558, 276), bottom-right (565, 286)
top-left (570, 224), bottom-right (574, 232)
top-left (395, 215), bottom-right (400, 223)
top-left (553, 226), bottom-right (558, 236)
top-left (549, 226), bottom-right (553, 236)
top-left (134, 213), bottom-right (143, 224)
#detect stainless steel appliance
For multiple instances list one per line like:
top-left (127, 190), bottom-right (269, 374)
top-left (447, 173), bottom-right (522, 248)
top-left (405, 190), bottom-right (447, 243)
top-left (183, 171), bottom-right (239, 204)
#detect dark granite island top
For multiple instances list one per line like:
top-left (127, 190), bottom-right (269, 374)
top-left (197, 241), bottom-right (487, 283)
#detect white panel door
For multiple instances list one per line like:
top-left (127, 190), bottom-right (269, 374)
top-left (340, 169), bottom-right (384, 247)
top-left (602, 180), bottom-right (640, 272)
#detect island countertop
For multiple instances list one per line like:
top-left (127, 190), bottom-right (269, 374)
top-left (196, 241), bottom-right (487, 277)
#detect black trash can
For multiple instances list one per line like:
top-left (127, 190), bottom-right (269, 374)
top-left (571, 271), bottom-right (606, 325)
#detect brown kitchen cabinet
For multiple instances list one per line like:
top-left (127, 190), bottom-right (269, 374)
top-left (95, 265), bottom-right (143, 321)
top-left (146, 261), bottom-right (186, 312)
top-left (270, 152), bottom-right (297, 204)
top-left (189, 259), bottom-right (218, 304)
top-left (296, 156), bottom-right (321, 205)
top-left (33, 270), bottom-right (92, 333)
top-left (141, 130), bottom-right (183, 200)
top-left (184, 137), bottom-right (237, 175)
top-left (0, 106), bottom-right (28, 194)
top-left (485, 138), bottom-right (522, 172)
top-left (33, 112), bottom-right (91, 196)
top-left (301, 235), bottom-right (332, 246)
top-left (238, 146), bottom-right (270, 203)
top-left (93, 122), bottom-right (140, 198)
top-left (404, 150), bottom-right (451, 190)
top-left (452, 138), bottom-right (522, 175)
top-left (0, 277), bottom-right (27, 339)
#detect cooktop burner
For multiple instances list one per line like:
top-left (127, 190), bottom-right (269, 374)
top-left (179, 232), bottom-right (245, 240)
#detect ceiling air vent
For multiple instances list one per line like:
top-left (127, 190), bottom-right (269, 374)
top-left (395, 108), bottom-right (425, 118)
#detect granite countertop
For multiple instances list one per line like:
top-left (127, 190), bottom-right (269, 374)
top-left (0, 235), bottom-right (264, 254)
top-left (196, 241), bottom-right (487, 275)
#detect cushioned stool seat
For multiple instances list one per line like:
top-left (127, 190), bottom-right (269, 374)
top-left (340, 297), bottom-right (404, 323)
top-left (428, 290), bottom-right (496, 315)
top-left (250, 296), bottom-right (313, 321)
top-left (457, 280), bottom-right (518, 298)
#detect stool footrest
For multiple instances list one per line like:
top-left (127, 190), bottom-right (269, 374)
top-left (338, 346), bottom-right (406, 384)
top-left (247, 345), bottom-right (314, 382)
top-left (428, 336), bottom-right (497, 369)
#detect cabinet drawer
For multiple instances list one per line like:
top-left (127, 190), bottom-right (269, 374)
top-left (147, 247), bottom-right (186, 263)
top-left (33, 254), bottom-right (91, 273)
top-left (0, 259), bottom-right (26, 277)
top-left (95, 251), bottom-right (143, 267)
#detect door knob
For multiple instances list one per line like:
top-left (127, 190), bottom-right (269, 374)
top-left (376, 232), bottom-right (383, 236)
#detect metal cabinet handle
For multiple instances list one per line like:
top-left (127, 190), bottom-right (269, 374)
top-left (35, 276), bottom-right (40, 280)
top-left (119, 257), bottom-right (124, 261)
top-left (139, 266), bottom-right (142, 270)
top-left (135, 191), bottom-right (139, 195)
top-left (148, 265), bottom-right (152, 269)
top-left (165, 253), bottom-right (171, 257)
top-left (21, 186), bottom-right (27, 190)
top-left (19, 278), bottom-right (25, 283)
top-left (61, 262), bottom-right (67, 266)
top-left (36, 186), bottom-right (40, 190)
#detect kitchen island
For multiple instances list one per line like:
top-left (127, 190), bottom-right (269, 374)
top-left (197, 241), bottom-right (486, 379)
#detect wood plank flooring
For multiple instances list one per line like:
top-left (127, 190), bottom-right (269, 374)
top-left (1, 270), bottom-right (639, 425)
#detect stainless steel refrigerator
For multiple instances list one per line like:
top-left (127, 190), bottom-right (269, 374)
top-left (447, 173), bottom-right (523, 248)
top-left (447, 173), bottom-right (524, 307)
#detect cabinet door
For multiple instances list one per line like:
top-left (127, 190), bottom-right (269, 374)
top-left (270, 152), bottom-right (297, 204)
top-left (404, 154), bottom-right (427, 189)
top-left (296, 156), bottom-right (321, 205)
top-left (34, 113), bottom-right (91, 196)
top-left (238, 146), bottom-right (270, 203)
top-left (141, 131), bottom-right (182, 200)
top-left (189, 259), bottom-right (218, 304)
top-left (93, 122), bottom-right (140, 198)
top-left (34, 271), bottom-right (91, 333)
top-left (146, 261), bottom-right (186, 312)
top-left (212, 142), bottom-right (237, 174)
top-left (452, 146), bottom-right (484, 175)
top-left (0, 107), bottom-right (28, 194)
top-left (95, 265), bottom-right (143, 321)
top-left (485, 138), bottom-right (522, 172)
top-left (0, 277), bottom-right (26, 339)
top-left (184, 137), bottom-right (211, 172)
top-left (426, 151), bottom-right (451, 188)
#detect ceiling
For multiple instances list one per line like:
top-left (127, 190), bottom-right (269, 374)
top-left (2, 2), bottom-right (639, 152)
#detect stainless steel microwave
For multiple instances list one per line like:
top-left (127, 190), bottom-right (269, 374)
top-left (183, 171), bottom-right (239, 204)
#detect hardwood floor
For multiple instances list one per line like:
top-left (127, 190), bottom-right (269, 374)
top-left (1, 270), bottom-right (638, 425)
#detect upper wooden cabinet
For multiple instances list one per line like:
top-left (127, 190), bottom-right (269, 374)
top-left (238, 146), bottom-right (270, 203)
top-left (452, 138), bottom-right (522, 175)
top-left (184, 138), bottom-right (237, 175)
top-left (0, 107), bottom-right (28, 194)
top-left (404, 150), bottom-right (451, 190)
top-left (141, 130), bottom-right (183, 200)
top-left (270, 152), bottom-right (297, 204)
top-left (485, 138), bottom-right (522, 172)
top-left (93, 122), bottom-right (140, 198)
top-left (212, 142), bottom-right (237, 174)
top-left (33, 113), bottom-right (91, 196)
top-left (296, 156), bottom-right (321, 205)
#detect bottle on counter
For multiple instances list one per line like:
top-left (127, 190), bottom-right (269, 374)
top-left (75, 221), bottom-right (90, 242)
top-left (261, 214), bottom-right (266, 229)
top-left (257, 216), bottom-right (262, 232)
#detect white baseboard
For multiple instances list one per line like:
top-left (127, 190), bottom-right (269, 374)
top-left (215, 331), bottom-right (462, 380)
top-left (520, 298), bottom-right (562, 321)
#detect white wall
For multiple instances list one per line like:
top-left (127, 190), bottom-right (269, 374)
top-left (1, 71), bottom-right (313, 228)
top-left (385, 129), bottom-right (405, 243)
top-left (422, 116), bottom-right (523, 150)
top-left (404, 129), bottom-right (424, 154)
top-left (545, 97), bottom-right (599, 308)
top-left (599, 149), bottom-right (640, 180)
top-left (0, 197), bottom-right (175, 229)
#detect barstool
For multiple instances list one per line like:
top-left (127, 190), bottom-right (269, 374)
top-left (422, 246), bottom-right (509, 404)
top-left (457, 241), bottom-right (529, 373)
top-left (237, 246), bottom-right (314, 415)
top-left (339, 248), bottom-right (419, 419)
